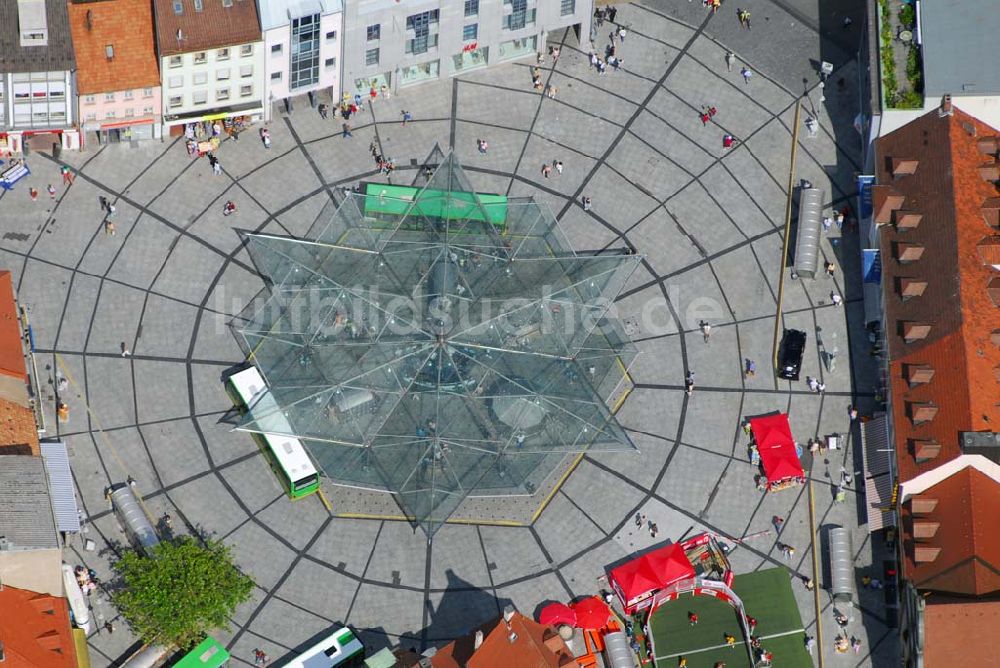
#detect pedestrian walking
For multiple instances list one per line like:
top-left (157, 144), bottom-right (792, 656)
top-left (47, 184), bottom-right (56, 199)
top-left (772, 515), bottom-right (784, 531)
top-left (212, 159), bottom-right (222, 175)
top-left (803, 576), bottom-right (815, 591)
top-left (550, 45), bottom-right (561, 62)
top-left (805, 635), bottom-right (816, 653)
top-left (401, 110), bottom-right (412, 126)
top-left (541, 163), bottom-right (552, 178)
top-left (318, 103), bottom-right (329, 119)
top-left (635, 512), bottom-right (643, 527)
top-left (778, 543), bottom-right (795, 560)
top-left (61, 165), bottom-right (74, 185)
top-left (850, 637), bottom-right (862, 654)
top-left (685, 370), bottom-right (695, 396)
top-left (849, 405), bottom-right (859, 421)
top-left (688, 612), bottom-right (699, 625)
top-left (582, 195), bottom-right (592, 211)
top-left (648, 521), bottom-right (658, 538)
top-left (29, 187), bottom-right (38, 201)
top-left (700, 110), bottom-right (711, 126)
top-left (105, 621), bottom-right (115, 634)
top-left (723, 133), bottom-right (737, 149)
top-left (825, 261), bottom-right (836, 276)
top-left (822, 215), bottom-right (832, 233)
top-left (747, 616), bottom-right (757, 634)
top-left (105, 220), bottom-right (116, 236)
top-left (554, 160), bottom-right (563, 175)
top-left (835, 210), bottom-right (845, 230)
top-left (477, 138), bottom-right (489, 154)
top-left (726, 51), bottom-right (736, 71)
top-left (831, 292), bottom-right (842, 306)
top-left (608, 6), bottom-right (618, 23)
top-left (745, 358), bottom-right (756, 377)
top-left (342, 122), bottom-right (353, 138)
top-left (107, 203), bottom-right (117, 217)
top-left (700, 320), bottom-right (711, 342)
top-left (741, 66), bottom-right (752, 84)
top-left (725, 633), bottom-right (736, 648)
top-left (120, 342), bottom-right (130, 357)
top-left (618, 26), bottom-right (627, 42)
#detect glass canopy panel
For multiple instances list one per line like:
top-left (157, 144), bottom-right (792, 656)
top-left (233, 151), bottom-right (640, 537)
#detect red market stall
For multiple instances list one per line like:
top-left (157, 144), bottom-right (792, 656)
top-left (750, 413), bottom-right (806, 492)
top-left (609, 543), bottom-right (696, 613)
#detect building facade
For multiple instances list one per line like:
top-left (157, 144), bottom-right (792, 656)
top-left (0, 0), bottom-right (79, 154)
top-left (258, 0), bottom-right (343, 119)
top-left (67, 0), bottom-right (162, 145)
top-left (342, 0), bottom-right (591, 94)
top-left (151, 0), bottom-right (265, 135)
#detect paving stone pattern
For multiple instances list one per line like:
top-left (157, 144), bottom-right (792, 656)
top-left (0, 2), bottom-right (894, 666)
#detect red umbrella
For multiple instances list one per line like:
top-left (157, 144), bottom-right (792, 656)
top-left (571, 596), bottom-right (611, 629)
top-left (538, 602), bottom-right (577, 627)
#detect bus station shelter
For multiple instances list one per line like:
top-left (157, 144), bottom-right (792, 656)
top-left (750, 414), bottom-right (805, 492)
top-left (609, 543), bottom-right (696, 613)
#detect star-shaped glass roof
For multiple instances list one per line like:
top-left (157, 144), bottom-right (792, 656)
top-left (233, 150), bottom-right (640, 536)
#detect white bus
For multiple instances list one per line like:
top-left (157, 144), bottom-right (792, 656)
top-left (226, 367), bottom-right (320, 499)
top-left (284, 626), bottom-right (364, 668)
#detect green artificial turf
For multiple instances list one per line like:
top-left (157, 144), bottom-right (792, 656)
top-left (646, 567), bottom-right (813, 668)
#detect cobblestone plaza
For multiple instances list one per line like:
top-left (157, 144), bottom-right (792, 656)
top-left (0, 2), bottom-right (892, 666)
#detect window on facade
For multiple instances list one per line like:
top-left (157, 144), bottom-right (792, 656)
top-left (193, 72), bottom-right (208, 85)
top-left (105, 109), bottom-right (116, 118)
top-left (465, 0), bottom-right (479, 17)
top-left (143, 105), bottom-right (154, 114)
top-left (503, 1), bottom-right (535, 31)
top-left (169, 55), bottom-right (182, 67)
top-left (193, 90), bottom-right (208, 104)
top-left (104, 92), bottom-right (115, 102)
top-left (217, 48), bottom-right (230, 60)
top-left (240, 64), bottom-right (253, 78)
top-left (290, 13), bottom-right (320, 90)
top-left (125, 107), bottom-right (135, 117)
top-left (326, 30), bottom-right (337, 40)
top-left (366, 24), bottom-right (380, 41)
top-left (271, 71), bottom-right (282, 80)
top-left (85, 112), bottom-right (97, 122)
top-left (240, 84), bottom-right (253, 97)
top-left (194, 0), bottom-right (203, 11)
top-left (240, 44), bottom-right (253, 56)
top-left (124, 89), bottom-right (134, 100)
top-left (463, 23), bottom-right (478, 41)
top-left (365, 48), bottom-right (379, 66)
top-left (105, 45), bottom-right (114, 59)
top-left (406, 10), bottom-right (440, 55)
top-left (560, 0), bottom-right (575, 15)
top-left (84, 95), bottom-right (95, 105)
top-left (222, 0), bottom-right (233, 6)
top-left (169, 75), bottom-right (183, 88)
top-left (172, 0), bottom-right (182, 15)
top-left (143, 87), bottom-right (153, 97)
top-left (169, 95), bottom-right (182, 107)
top-left (217, 69), bottom-right (230, 80)
top-left (194, 51), bottom-right (207, 64)
top-left (271, 43), bottom-right (282, 54)
top-left (324, 57), bottom-right (336, 69)
top-left (216, 88), bottom-right (230, 101)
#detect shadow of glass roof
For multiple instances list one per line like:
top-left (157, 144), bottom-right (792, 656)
top-left (233, 151), bottom-right (641, 537)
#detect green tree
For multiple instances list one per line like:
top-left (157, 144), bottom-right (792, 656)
top-left (113, 537), bottom-right (255, 649)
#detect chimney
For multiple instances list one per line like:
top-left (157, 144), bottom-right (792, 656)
top-left (910, 495), bottom-right (938, 514)
top-left (503, 604), bottom-right (516, 624)
top-left (939, 94), bottom-right (953, 117)
top-left (473, 630), bottom-right (484, 651)
top-left (914, 546), bottom-right (941, 563)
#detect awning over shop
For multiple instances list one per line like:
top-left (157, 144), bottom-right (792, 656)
top-left (860, 415), bottom-right (896, 531)
top-left (40, 441), bottom-right (80, 533)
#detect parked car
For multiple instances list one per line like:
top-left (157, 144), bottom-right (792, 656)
top-left (778, 329), bottom-right (807, 380)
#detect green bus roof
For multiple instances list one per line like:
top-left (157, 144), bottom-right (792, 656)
top-left (362, 183), bottom-right (507, 226)
top-left (174, 637), bottom-right (231, 668)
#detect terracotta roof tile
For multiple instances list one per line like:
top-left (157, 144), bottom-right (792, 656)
top-left (0, 586), bottom-right (77, 668)
top-left (900, 468), bottom-right (1000, 596)
top-left (924, 600), bottom-right (1000, 667)
top-left (67, 0), bottom-right (160, 95)
top-left (431, 611), bottom-right (573, 668)
top-left (0, 271), bottom-right (27, 382)
top-left (0, 397), bottom-right (40, 455)
top-left (152, 0), bottom-right (261, 56)
top-left (875, 108), bottom-right (1000, 484)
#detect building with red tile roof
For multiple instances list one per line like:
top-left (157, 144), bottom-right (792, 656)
top-left (874, 97), bottom-right (1000, 668)
top-left (922, 599), bottom-right (1000, 667)
top-left (431, 607), bottom-right (575, 668)
top-left (67, 0), bottom-right (162, 142)
top-left (0, 585), bottom-right (78, 668)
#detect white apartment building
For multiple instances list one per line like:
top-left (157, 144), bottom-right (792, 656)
top-left (152, 0), bottom-right (266, 135)
top-left (258, 0), bottom-right (343, 118)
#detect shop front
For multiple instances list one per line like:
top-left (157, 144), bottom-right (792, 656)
top-left (353, 73), bottom-right (391, 96)
top-left (86, 117), bottom-right (159, 146)
top-left (399, 60), bottom-right (440, 87)
top-left (498, 35), bottom-right (537, 62)
top-left (452, 44), bottom-right (489, 74)
top-left (0, 129), bottom-right (81, 155)
top-left (163, 102), bottom-right (264, 137)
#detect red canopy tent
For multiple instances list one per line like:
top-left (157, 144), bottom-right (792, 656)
top-left (609, 543), bottom-right (696, 613)
top-left (750, 413), bottom-right (805, 491)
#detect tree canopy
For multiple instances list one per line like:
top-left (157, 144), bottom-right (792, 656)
top-left (113, 537), bottom-right (255, 649)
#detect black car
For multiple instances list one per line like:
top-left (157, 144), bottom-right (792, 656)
top-left (778, 329), bottom-right (807, 380)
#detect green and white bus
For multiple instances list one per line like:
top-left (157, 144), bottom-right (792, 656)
top-left (174, 637), bottom-right (230, 668)
top-left (285, 626), bottom-right (364, 668)
top-left (227, 366), bottom-right (320, 500)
